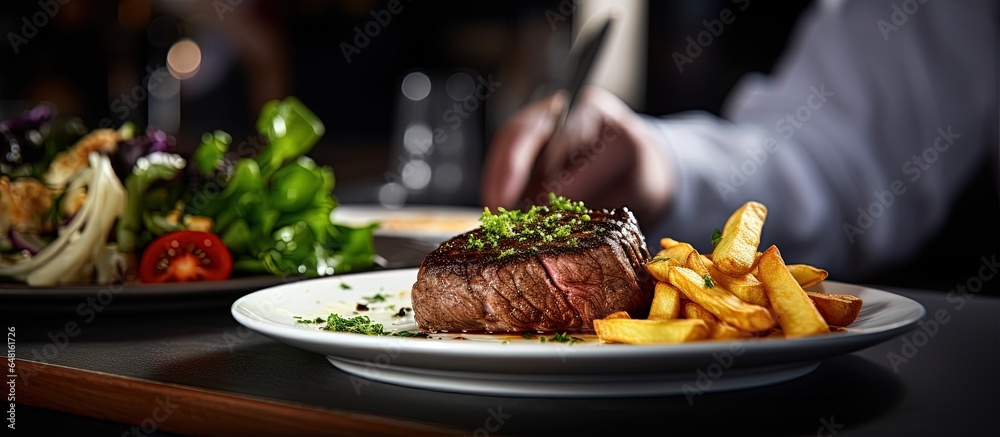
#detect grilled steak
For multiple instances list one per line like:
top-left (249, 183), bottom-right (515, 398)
top-left (411, 202), bottom-right (654, 333)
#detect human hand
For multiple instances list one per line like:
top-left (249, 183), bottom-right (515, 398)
top-left (480, 87), bottom-right (673, 222)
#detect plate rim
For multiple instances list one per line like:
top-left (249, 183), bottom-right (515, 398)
top-left (231, 268), bottom-right (927, 359)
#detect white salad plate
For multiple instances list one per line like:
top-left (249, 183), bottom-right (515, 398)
top-left (231, 268), bottom-right (925, 398)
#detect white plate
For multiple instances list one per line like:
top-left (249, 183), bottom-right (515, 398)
top-left (231, 269), bottom-right (925, 398)
top-left (332, 205), bottom-right (481, 243)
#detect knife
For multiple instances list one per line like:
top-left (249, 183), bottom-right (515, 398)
top-left (554, 16), bottom-right (614, 131)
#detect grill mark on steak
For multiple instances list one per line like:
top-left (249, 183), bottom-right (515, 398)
top-left (411, 208), bottom-right (654, 333)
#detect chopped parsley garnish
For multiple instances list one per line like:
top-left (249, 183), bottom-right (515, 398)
top-left (549, 193), bottom-right (589, 214)
top-left (468, 193), bottom-right (593, 251)
top-left (306, 314), bottom-right (384, 335)
top-left (467, 235), bottom-right (485, 250)
top-left (340, 282), bottom-right (352, 290)
top-left (702, 274), bottom-right (715, 288)
top-left (548, 332), bottom-right (584, 344)
top-left (651, 256), bottom-right (671, 263)
top-left (501, 340), bottom-right (509, 345)
top-left (297, 314), bottom-right (419, 338)
top-left (296, 317), bottom-right (325, 324)
top-left (364, 293), bottom-right (387, 303)
top-left (711, 229), bottom-right (723, 247)
top-left (298, 314), bottom-right (385, 335)
top-left (522, 332), bottom-right (533, 339)
top-left (498, 248), bottom-right (517, 258)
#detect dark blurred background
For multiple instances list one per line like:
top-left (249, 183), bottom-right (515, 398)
top-left (0, 0), bottom-right (995, 291)
top-left (0, 0), bottom-right (812, 201)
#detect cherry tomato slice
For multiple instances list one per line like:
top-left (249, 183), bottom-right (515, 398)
top-left (138, 231), bottom-right (233, 283)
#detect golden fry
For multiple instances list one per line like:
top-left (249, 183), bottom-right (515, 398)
top-left (684, 250), bottom-right (711, 278)
top-left (667, 266), bottom-right (776, 332)
top-left (656, 242), bottom-right (696, 264)
top-left (649, 282), bottom-right (682, 320)
top-left (644, 258), bottom-right (675, 283)
top-left (757, 246), bottom-right (830, 337)
top-left (646, 243), bottom-right (696, 282)
top-left (681, 301), bottom-right (749, 339)
top-left (703, 256), bottom-right (769, 307)
top-left (788, 264), bottom-right (829, 288)
top-left (660, 237), bottom-right (681, 250)
top-left (682, 301), bottom-right (717, 323)
top-left (710, 322), bottom-right (750, 340)
top-left (594, 318), bottom-right (710, 344)
top-left (806, 292), bottom-right (862, 327)
top-left (603, 310), bottom-right (632, 320)
top-left (712, 201), bottom-right (767, 276)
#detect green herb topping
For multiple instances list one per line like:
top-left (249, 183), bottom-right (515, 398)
top-left (522, 332), bottom-right (533, 339)
top-left (547, 332), bottom-right (584, 344)
top-left (702, 274), bottom-right (715, 288)
top-left (711, 229), bottom-right (723, 247)
top-left (468, 193), bottom-right (593, 251)
top-left (364, 293), bottom-right (387, 303)
top-left (340, 282), bottom-right (352, 290)
top-left (297, 313), bottom-right (417, 337)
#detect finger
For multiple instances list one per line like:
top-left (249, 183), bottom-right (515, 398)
top-left (481, 92), bottom-right (567, 209)
top-left (530, 117), bottom-right (633, 205)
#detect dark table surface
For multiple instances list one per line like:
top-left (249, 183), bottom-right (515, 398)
top-left (4, 246), bottom-right (999, 436)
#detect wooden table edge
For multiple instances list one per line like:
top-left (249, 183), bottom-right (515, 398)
top-left (14, 359), bottom-right (465, 436)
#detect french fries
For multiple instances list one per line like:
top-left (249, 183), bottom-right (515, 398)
top-left (594, 318), bottom-right (710, 344)
top-left (648, 282), bottom-right (682, 320)
top-left (596, 201), bottom-right (861, 345)
top-left (757, 246), bottom-right (829, 338)
top-left (682, 301), bottom-right (716, 323)
top-left (806, 292), bottom-right (862, 327)
top-left (603, 311), bottom-right (632, 320)
top-left (789, 264), bottom-right (829, 289)
top-left (668, 266), bottom-right (776, 332)
top-left (702, 256), bottom-right (769, 307)
top-left (660, 237), bottom-right (681, 250)
top-left (655, 242), bottom-right (695, 264)
top-left (712, 201), bottom-right (767, 276)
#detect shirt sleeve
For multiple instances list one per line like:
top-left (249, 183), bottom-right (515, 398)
top-left (643, 0), bottom-right (997, 280)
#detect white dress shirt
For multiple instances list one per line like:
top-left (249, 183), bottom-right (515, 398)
top-left (646, 0), bottom-right (997, 280)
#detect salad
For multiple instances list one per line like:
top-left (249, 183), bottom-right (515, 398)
top-left (0, 97), bottom-right (377, 286)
